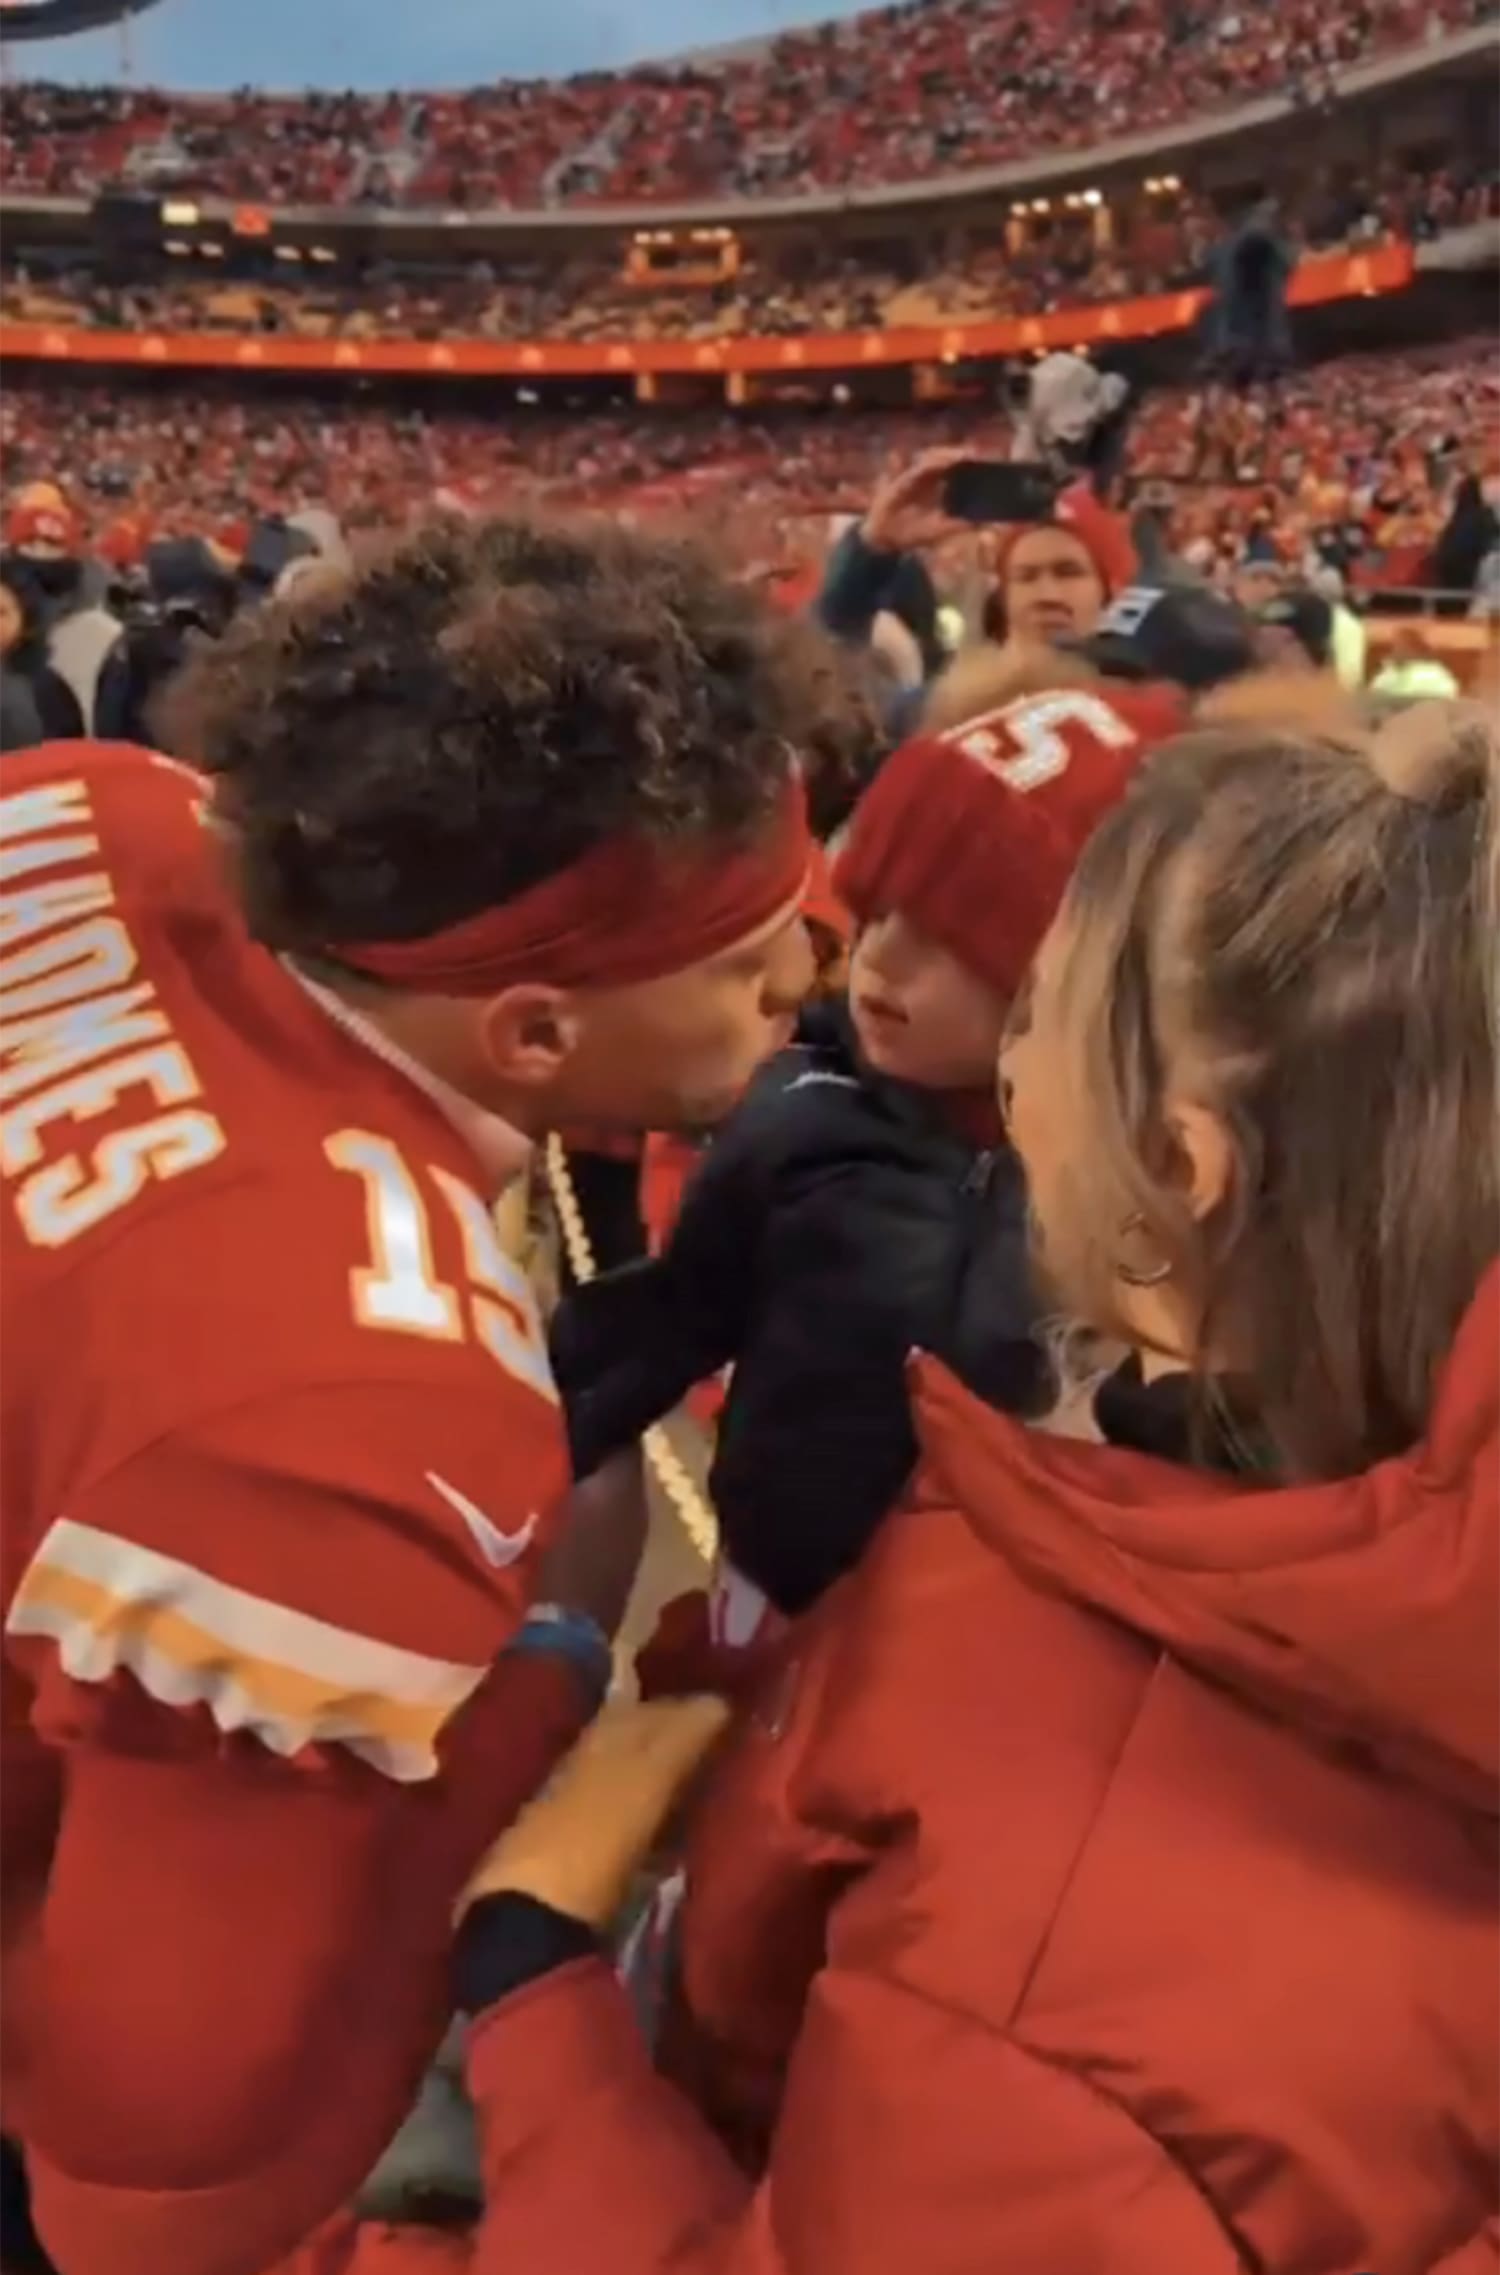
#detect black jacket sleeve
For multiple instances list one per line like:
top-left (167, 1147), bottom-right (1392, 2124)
top-left (713, 1139), bottom-right (1050, 1618)
top-left (816, 521), bottom-right (904, 648)
top-left (0, 671), bottom-right (45, 756)
top-left (549, 1101), bottom-right (779, 1477)
top-left (708, 1128), bottom-right (1025, 1616)
top-left (708, 1175), bottom-right (932, 1613)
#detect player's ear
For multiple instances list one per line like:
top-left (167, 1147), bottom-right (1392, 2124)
top-left (479, 985), bottom-right (583, 1089)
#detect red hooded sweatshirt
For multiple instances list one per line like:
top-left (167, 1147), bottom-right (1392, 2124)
top-left (274, 1264), bottom-right (1498, 2275)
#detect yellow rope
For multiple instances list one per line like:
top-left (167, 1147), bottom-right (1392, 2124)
top-left (544, 1133), bottom-right (719, 1567)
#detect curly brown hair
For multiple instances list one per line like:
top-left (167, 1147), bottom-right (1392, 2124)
top-left (169, 513), bottom-right (877, 954)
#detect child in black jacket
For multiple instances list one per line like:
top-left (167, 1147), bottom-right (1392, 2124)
top-left (552, 684), bottom-right (1162, 1631)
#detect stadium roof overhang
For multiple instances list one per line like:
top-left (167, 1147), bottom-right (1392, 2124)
top-left (0, 0), bottom-right (165, 39)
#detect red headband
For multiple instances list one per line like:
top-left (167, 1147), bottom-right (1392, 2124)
top-left (337, 776), bottom-right (811, 996)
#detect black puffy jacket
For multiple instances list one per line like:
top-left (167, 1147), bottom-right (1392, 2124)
top-left (550, 1003), bottom-right (1051, 1615)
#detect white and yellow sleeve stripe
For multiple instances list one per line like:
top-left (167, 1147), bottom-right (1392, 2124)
top-left (6, 1517), bottom-right (487, 1783)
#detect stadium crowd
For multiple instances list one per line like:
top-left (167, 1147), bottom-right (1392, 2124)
top-left (6, 157), bottom-right (1493, 345)
top-left (3, 0), bottom-right (1493, 207)
top-left (1, 339), bottom-right (1492, 597)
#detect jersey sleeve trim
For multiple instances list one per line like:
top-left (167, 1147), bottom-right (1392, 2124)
top-left (6, 1516), bottom-right (487, 1782)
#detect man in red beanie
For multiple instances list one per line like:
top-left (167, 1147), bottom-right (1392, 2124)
top-left (819, 446), bottom-right (1135, 734)
top-left (552, 673), bottom-right (1174, 1694)
top-left (0, 514), bottom-right (879, 2275)
top-left (983, 481), bottom-right (1138, 644)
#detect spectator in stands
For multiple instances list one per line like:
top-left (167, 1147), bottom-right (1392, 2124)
top-left (1431, 458), bottom-right (1500, 603)
top-left (332, 696), bottom-right (1500, 2275)
top-left (1, 501), bottom-right (120, 735)
top-left (820, 448), bottom-right (1131, 730)
top-left (0, 565), bottom-right (83, 752)
top-left (1254, 584), bottom-right (1337, 674)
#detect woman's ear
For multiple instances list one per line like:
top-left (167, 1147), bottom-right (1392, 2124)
top-left (1164, 1099), bottom-right (1235, 1223)
top-left (481, 986), bottom-right (583, 1090)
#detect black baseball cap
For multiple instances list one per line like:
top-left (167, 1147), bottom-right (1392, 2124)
top-left (1072, 581), bottom-right (1259, 693)
top-left (1258, 588), bottom-right (1335, 669)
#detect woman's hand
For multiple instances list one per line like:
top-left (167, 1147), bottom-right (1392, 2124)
top-left (862, 448), bottom-right (971, 555)
top-left (458, 1696), bottom-right (731, 1931)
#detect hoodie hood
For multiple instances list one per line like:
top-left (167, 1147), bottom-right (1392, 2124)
top-left (911, 1263), bottom-right (1499, 1814)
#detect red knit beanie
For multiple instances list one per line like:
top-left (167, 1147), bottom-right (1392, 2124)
top-left (833, 682), bottom-right (1184, 1002)
top-left (986, 483), bottom-right (1138, 640)
top-left (5, 500), bottom-right (81, 554)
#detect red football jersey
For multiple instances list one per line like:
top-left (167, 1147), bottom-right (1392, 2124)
top-left (0, 744), bottom-right (584, 2275)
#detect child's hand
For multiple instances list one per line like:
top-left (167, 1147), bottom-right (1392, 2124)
top-left (458, 1697), bottom-right (731, 1930)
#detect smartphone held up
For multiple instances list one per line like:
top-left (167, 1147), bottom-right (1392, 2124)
top-left (941, 459), bottom-right (1062, 526)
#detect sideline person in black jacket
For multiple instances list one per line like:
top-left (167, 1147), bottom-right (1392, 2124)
top-left (553, 686), bottom-right (1156, 1620)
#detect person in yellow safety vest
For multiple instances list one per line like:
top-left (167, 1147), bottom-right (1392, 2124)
top-left (1371, 625), bottom-right (1461, 701)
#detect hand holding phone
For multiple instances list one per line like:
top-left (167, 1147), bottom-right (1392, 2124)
top-left (861, 447), bottom-right (972, 554)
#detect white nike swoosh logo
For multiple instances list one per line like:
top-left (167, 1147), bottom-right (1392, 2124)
top-left (426, 1472), bottom-right (540, 1570)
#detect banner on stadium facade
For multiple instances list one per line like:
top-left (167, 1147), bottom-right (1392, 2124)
top-left (0, 242), bottom-right (1413, 381)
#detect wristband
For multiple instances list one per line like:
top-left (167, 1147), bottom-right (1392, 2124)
top-left (454, 1890), bottom-right (601, 2013)
top-left (505, 1602), bottom-right (613, 1712)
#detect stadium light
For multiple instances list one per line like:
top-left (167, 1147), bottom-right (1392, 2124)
top-left (309, 246), bottom-right (338, 262)
top-left (274, 244), bottom-right (303, 262)
top-left (1162, 174), bottom-right (1181, 192)
top-left (1031, 198), bottom-right (1050, 214)
top-left (1010, 202), bottom-right (1028, 218)
top-left (163, 240), bottom-right (190, 256)
top-left (160, 199), bottom-right (200, 228)
top-left (1083, 189), bottom-right (1103, 207)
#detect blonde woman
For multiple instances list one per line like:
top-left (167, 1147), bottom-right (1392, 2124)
top-left (293, 710), bottom-right (1498, 2275)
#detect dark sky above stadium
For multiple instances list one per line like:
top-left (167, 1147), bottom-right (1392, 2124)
top-left (13, 0), bottom-right (875, 87)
